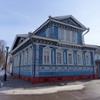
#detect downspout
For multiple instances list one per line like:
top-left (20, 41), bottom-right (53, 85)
top-left (82, 28), bottom-right (90, 44)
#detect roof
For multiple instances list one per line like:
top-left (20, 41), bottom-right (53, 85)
top-left (10, 34), bottom-right (28, 51)
top-left (33, 15), bottom-right (87, 35)
top-left (52, 15), bottom-right (86, 29)
top-left (10, 35), bottom-right (98, 54)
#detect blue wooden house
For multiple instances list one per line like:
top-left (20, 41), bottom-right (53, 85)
top-left (10, 15), bottom-right (97, 83)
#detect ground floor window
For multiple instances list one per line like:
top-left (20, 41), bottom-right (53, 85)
top-left (43, 47), bottom-right (51, 64)
top-left (77, 51), bottom-right (83, 65)
top-left (85, 52), bottom-right (90, 65)
top-left (56, 49), bottom-right (63, 64)
top-left (67, 50), bottom-right (73, 65)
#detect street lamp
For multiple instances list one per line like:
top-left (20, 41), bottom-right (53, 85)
top-left (4, 46), bottom-right (9, 81)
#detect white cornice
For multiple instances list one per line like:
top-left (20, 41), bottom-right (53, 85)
top-left (10, 37), bottom-right (29, 54)
top-left (10, 35), bottom-right (97, 54)
top-left (53, 15), bottom-right (86, 29)
top-left (51, 18), bottom-right (86, 31)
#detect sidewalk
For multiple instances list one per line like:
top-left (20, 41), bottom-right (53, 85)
top-left (0, 75), bottom-right (98, 89)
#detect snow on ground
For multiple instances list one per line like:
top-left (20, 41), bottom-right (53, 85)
top-left (0, 70), bottom-right (10, 76)
top-left (0, 84), bottom-right (84, 95)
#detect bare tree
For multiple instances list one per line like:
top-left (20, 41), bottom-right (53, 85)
top-left (0, 40), bottom-right (6, 69)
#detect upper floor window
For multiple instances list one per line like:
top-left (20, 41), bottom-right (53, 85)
top-left (58, 28), bottom-right (64, 40)
top-left (67, 50), bottom-right (73, 65)
top-left (77, 51), bottom-right (83, 65)
top-left (56, 49), bottom-right (63, 64)
top-left (72, 31), bottom-right (77, 43)
top-left (43, 47), bottom-right (51, 64)
top-left (58, 28), bottom-right (77, 43)
top-left (46, 27), bottom-right (54, 38)
top-left (65, 30), bottom-right (70, 42)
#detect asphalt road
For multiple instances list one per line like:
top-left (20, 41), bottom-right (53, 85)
top-left (0, 76), bottom-right (100, 100)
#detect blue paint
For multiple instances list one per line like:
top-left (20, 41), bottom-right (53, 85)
top-left (63, 49), bottom-right (67, 64)
top-left (36, 28), bottom-right (46, 37)
top-left (54, 26), bottom-right (58, 39)
top-left (77, 32), bottom-right (82, 45)
top-left (39, 70), bottom-right (94, 77)
top-left (58, 18), bottom-right (81, 28)
top-left (73, 50), bottom-right (77, 65)
top-left (90, 52), bottom-right (94, 65)
top-left (98, 65), bottom-right (100, 77)
top-left (51, 48), bottom-right (56, 64)
top-left (39, 45), bottom-right (45, 64)
top-left (83, 51), bottom-right (86, 65)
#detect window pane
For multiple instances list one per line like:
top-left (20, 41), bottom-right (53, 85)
top-left (52, 50), bottom-right (54, 63)
top-left (77, 55), bottom-right (82, 64)
top-left (66, 30), bottom-right (70, 42)
top-left (43, 50), bottom-right (50, 64)
top-left (64, 52), bottom-right (66, 63)
top-left (68, 54), bottom-right (72, 64)
top-left (72, 31), bottom-right (77, 43)
top-left (57, 52), bottom-right (62, 64)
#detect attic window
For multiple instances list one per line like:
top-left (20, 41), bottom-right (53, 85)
top-left (66, 19), bottom-right (70, 23)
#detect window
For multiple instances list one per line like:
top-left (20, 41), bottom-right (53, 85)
top-left (66, 30), bottom-right (70, 42)
top-left (58, 28), bottom-right (64, 40)
top-left (72, 31), bottom-right (77, 43)
top-left (86, 52), bottom-right (90, 65)
top-left (56, 49), bottom-right (62, 64)
top-left (67, 51), bottom-right (73, 65)
top-left (43, 47), bottom-right (51, 64)
top-left (77, 52), bottom-right (82, 65)
top-left (52, 50), bottom-right (54, 63)
top-left (46, 27), bottom-right (54, 38)
top-left (64, 51), bottom-right (66, 63)
top-left (58, 28), bottom-right (77, 43)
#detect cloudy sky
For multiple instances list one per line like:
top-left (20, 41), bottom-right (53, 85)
top-left (0, 0), bottom-right (100, 49)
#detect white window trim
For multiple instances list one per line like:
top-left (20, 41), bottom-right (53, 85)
top-left (67, 50), bottom-right (73, 65)
top-left (77, 51), bottom-right (83, 65)
top-left (58, 28), bottom-right (77, 44)
top-left (71, 31), bottom-right (77, 43)
top-left (56, 48), bottom-right (63, 65)
top-left (85, 52), bottom-right (91, 66)
top-left (43, 46), bottom-right (51, 64)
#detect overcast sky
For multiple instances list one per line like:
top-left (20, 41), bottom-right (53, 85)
top-left (0, 0), bottom-right (100, 49)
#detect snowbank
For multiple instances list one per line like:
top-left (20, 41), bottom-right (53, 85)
top-left (0, 84), bottom-right (84, 95)
top-left (0, 70), bottom-right (10, 76)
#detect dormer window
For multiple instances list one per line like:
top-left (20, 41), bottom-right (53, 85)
top-left (46, 27), bottom-right (54, 38)
top-left (58, 28), bottom-right (77, 43)
top-left (66, 19), bottom-right (70, 23)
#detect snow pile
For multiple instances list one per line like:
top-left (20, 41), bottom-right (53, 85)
top-left (0, 81), bottom-right (4, 87)
top-left (0, 70), bottom-right (10, 76)
top-left (0, 84), bottom-right (84, 95)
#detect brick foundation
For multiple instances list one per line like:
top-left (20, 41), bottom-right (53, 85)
top-left (11, 73), bottom-right (96, 84)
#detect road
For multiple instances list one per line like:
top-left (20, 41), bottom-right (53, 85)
top-left (0, 76), bottom-right (100, 100)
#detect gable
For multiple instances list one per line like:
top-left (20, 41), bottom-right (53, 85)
top-left (53, 15), bottom-right (86, 29)
top-left (59, 18), bottom-right (82, 28)
top-left (10, 34), bottom-right (28, 51)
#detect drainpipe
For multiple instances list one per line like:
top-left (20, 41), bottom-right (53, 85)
top-left (82, 28), bottom-right (90, 44)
